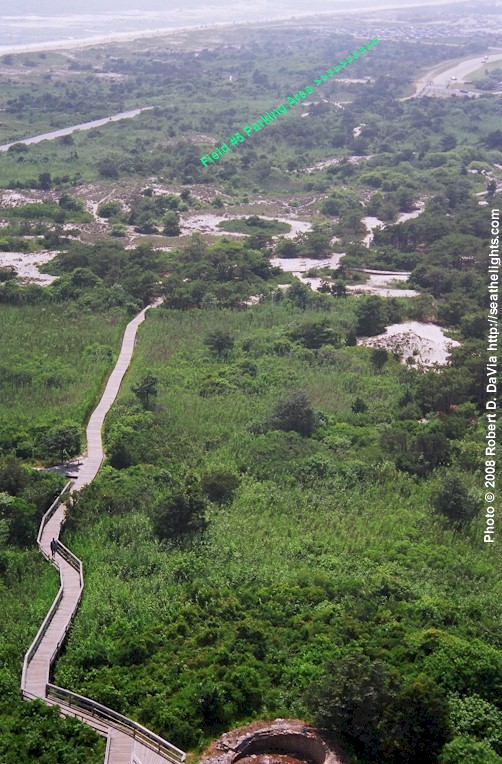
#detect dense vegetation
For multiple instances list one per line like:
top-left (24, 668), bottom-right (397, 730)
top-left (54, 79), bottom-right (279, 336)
top-left (0, 460), bottom-right (105, 764)
top-left (0, 302), bottom-right (127, 461)
top-left (50, 296), bottom-right (500, 764)
top-left (1, 13), bottom-right (501, 764)
top-left (0, 28), bottom-right (499, 194)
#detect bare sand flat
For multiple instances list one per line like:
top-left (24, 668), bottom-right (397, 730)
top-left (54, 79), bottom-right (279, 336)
top-left (358, 321), bottom-right (460, 367)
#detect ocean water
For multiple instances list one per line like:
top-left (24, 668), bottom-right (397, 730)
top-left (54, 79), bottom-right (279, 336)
top-left (0, 0), bottom-right (450, 48)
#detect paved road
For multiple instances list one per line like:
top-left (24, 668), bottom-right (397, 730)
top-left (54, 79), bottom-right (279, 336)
top-left (402, 49), bottom-right (502, 99)
top-left (0, 107), bottom-right (153, 152)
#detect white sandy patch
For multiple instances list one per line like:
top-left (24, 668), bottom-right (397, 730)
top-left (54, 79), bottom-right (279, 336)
top-left (0, 250), bottom-right (59, 285)
top-left (272, 217), bottom-right (311, 238)
top-left (180, 214), bottom-right (311, 240)
top-left (271, 254), bottom-right (346, 292)
top-left (347, 284), bottom-right (419, 298)
top-left (300, 276), bottom-right (324, 291)
top-left (271, 254), bottom-right (345, 274)
top-left (305, 154), bottom-right (372, 173)
top-left (180, 214), bottom-right (246, 237)
top-left (358, 321), bottom-right (460, 367)
top-left (395, 201), bottom-right (426, 223)
top-left (242, 295), bottom-right (262, 306)
top-left (1, 191), bottom-right (42, 207)
top-left (362, 203), bottom-right (425, 246)
top-left (271, 199), bottom-right (426, 297)
top-left (362, 215), bottom-right (385, 247)
top-left (347, 270), bottom-right (419, 298)
top-left (271, 259), bottom-right (419, 297)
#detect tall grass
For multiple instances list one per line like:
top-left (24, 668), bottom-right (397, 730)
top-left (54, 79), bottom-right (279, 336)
top-left (0, 303), bottom-right (127, 451)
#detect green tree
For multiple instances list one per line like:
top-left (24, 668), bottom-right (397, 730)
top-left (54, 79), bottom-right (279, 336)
top-left (152, 483), bottom-right (207, 540)
top-left (484, 129), bottom-right (502, 150)
top-left (0, 492), bottom-right (37, 546)
top-left (307, 655), bottom-right (449, 764)
top-left (371, 347), bottom-right (389, 370)
top-left (275, 239), bottom-right (299, 259)
top-left (38, 172), bottom-right (52, 190)
top-left (431, 474), bottom-right (480, 525)
top-left (400, 429), bottom-right (451, 476)
top-left (351, 396), bottom-right (368, 413)
top-left (449, 693), bottom-right (502, 752)
top-left (97, 200), bottom-right (123, 218)
top-left (98, 158), bottom-right (119, 179)
top-left (287, 282), bottom-right (310, 309)
top-left (42, 425), bottom-right (81, 463)
top-left (382, 678), bottom-right (451, 763)
top-left (487, 179), bottom-right (497, 197)
top-left (307, 656), bottom-right (401, 756)
top-left (332, 281), bottom-right (347, 298)
top-left (266, 390), bottom-right (316, 437)
top-left (201, 470), bottom-right (240, 503)
top-left (439, 738), bottom-right (502, 764)
top-left (289, 319), bottom-right (340, 349)
top-left (163, 211), bottom-right (181, 236)
top-left (132, 373), bottom-right (159, 409)
top-left (441, 134), bottom-right (457, 151)
top-left (203, 331), bottom-right (235, 359)
top-left (58, 193), bottom-right (83, 212)
top-left (356, 295), bottom-right (388, 336)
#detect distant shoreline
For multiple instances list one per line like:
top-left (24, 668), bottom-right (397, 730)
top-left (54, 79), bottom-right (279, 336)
top-left (0, 0), bottom-right (471, 56)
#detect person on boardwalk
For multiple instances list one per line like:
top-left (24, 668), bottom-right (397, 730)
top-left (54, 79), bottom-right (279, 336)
top-left (50, 538), bottom-right (57, 557)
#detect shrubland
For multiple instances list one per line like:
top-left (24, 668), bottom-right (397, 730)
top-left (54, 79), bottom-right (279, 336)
top-left (0, 19), bottom-right (501, 764)
top-left (50, 299), bottom-right (501, 763)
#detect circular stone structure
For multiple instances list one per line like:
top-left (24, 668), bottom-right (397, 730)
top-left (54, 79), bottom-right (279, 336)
top-left (198, 719), bottom-right (348, 764)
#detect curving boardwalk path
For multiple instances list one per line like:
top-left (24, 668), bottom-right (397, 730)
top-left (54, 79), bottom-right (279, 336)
top-left (21, 299), bottom-right (186, 764)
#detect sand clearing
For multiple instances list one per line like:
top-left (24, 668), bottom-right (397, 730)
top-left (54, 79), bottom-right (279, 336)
top-left (358, 321), bottom-right (460, 367)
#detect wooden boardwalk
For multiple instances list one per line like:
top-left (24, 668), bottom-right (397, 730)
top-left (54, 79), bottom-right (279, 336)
top-left (21, 300), bottom-right (186, 764)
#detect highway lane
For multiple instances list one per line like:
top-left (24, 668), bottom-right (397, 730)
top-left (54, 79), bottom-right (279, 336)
top-left (401, 49), bottom-right (502, 99)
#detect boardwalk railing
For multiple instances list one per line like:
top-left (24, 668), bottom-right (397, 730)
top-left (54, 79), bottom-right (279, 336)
top-left (36, 481), bottom-right (72, 555)
top-left (21, 482), bottom-right (73, 690)
top-left (55, 539), bottom-right (83, 581)
top-left (21, 583), bottom-right (65, 690)
top-left (47, 684), bottom-right (186, 764)
top-left (21, 302), bottom-right (186, 764)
